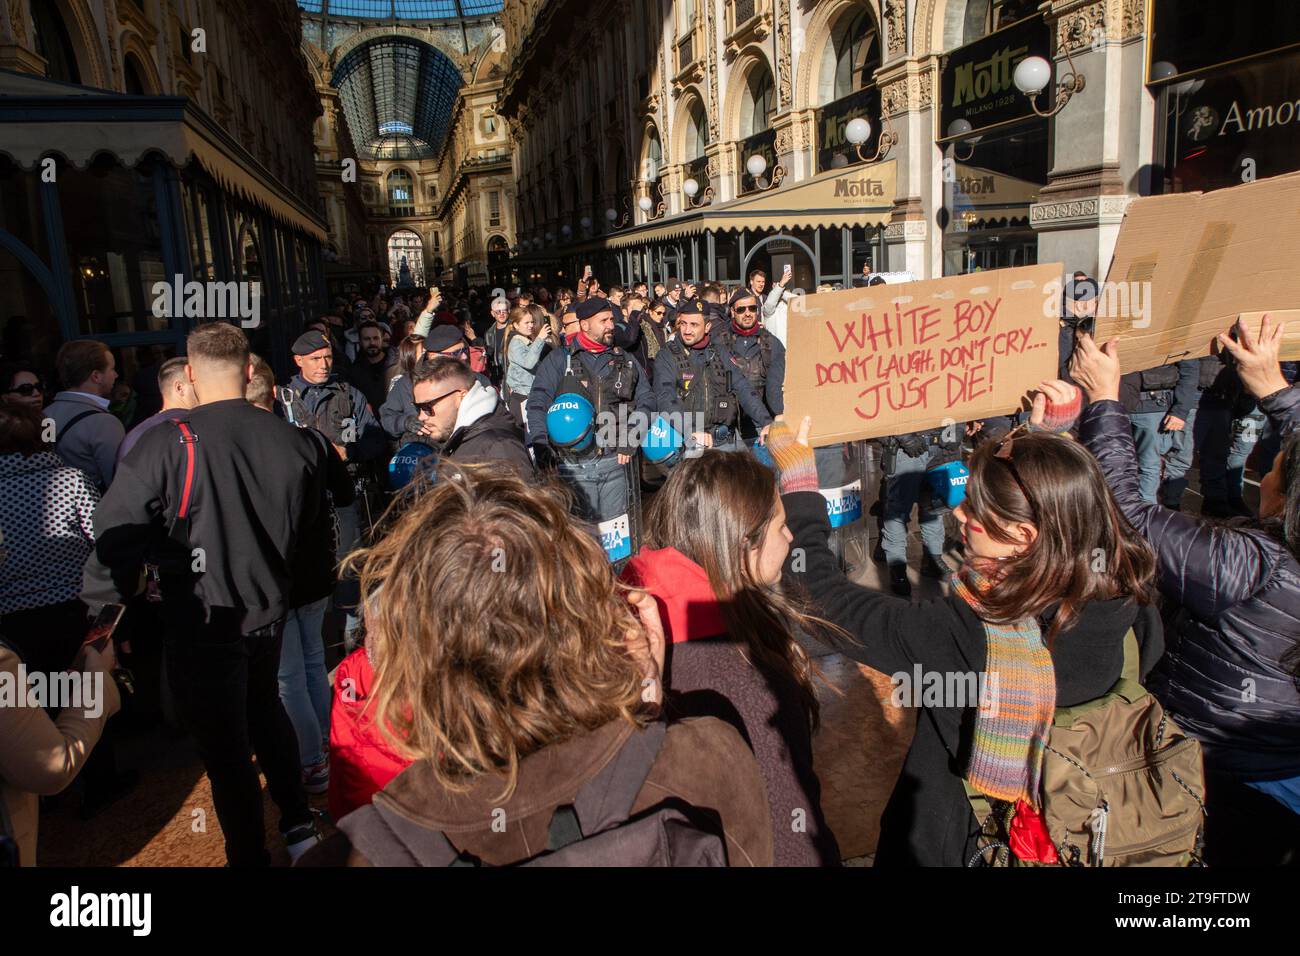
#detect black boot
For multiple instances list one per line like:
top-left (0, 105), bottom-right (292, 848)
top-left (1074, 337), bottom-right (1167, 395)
top-left (1160, 477), bottom-right (1188, 512)
top-left (888, 563), bottom-right (912, 598)
top-left (921, 553), bottom-right (954, 580)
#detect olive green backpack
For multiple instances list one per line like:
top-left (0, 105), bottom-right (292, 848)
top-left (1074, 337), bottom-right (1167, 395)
top-left (967, 630), bottom-right (1207, 867)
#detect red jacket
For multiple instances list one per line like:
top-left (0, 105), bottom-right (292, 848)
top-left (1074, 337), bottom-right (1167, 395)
top-left (328, 646), bottom-right (411, 821)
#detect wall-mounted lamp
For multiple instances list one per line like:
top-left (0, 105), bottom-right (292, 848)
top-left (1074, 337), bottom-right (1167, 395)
top-left (682, 176), bottom-right (713, 208)
top-left (945, 119), bottom-right (981, 161)
top-left (606, 198), bottom-right (631, 229)
top-left (1014, 32), bottom-right (1086, 119)
top-left (746, 154), bottom-right (784, 191)
top-left (843, 116), bottom-right (897, 163)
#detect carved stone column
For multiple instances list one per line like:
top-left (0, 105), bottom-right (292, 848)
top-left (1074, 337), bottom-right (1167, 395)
top-left (1030, 0), bottom-right (1149, 277)
top-left (0, 1), bottom-right (46, 75)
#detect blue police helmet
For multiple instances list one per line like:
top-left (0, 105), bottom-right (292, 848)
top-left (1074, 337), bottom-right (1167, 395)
top-left (642, 414), bottom-right (684, 464)
top-left (388, 441), bottom-right (437, 490)
top-left (546, 393), bottom-right (596, 452)
top-left (926, 458), bottom-right (970, 510)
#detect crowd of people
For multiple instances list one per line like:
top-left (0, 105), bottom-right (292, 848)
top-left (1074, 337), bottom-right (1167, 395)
top-left (0, 263), bottom-right (1297, 868)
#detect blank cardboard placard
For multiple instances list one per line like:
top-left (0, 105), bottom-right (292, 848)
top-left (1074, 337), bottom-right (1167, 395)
top-left (783, 263), bottom-right (1063, 446)
top-left (1097, 172), bottom-right (1300, 373)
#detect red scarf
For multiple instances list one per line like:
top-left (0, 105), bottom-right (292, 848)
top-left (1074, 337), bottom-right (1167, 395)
top-left (576, 330), bottom-right (608, 354)
top-left (731, 319), bottom-right (760, 337)
top-left (690, 332), bottom-right (711, 350)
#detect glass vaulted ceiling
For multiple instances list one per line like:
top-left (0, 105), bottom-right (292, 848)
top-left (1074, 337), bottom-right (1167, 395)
top-left (332, 37), bottom-right (463, 160)
top-left (297, 1), bottom-right (504, 17)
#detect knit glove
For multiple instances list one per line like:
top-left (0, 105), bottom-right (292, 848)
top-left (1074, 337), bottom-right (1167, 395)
top-left (765, 420), bottom-right (819, 494)
top-left (1028, 383), bottom-right (1083, 435)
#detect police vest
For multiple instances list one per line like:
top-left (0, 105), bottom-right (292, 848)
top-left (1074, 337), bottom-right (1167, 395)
top-left (714, 326), bottom-right (773, 391)
top-left (278, 381), bottom-right (355, 446)
top-left (664, 338), bottom-right (736, 428)
top-left (555, 346), bottom-right (638, 452)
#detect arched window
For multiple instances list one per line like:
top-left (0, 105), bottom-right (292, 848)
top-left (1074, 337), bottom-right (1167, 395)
top-left (387, 229), bottom-right (425, 288)
top-left (678, 0), bottom-right (695, 36)
top-left (643, 127), bottom-right (663, 182)
top-left (31, 0), bottom-right (81, 85)
top-left (740, 64), bottom-right (776, 138)
top-left (123, 55), bottom-right (148, 95)
top-left (821, 7), bottom-right (881, 103)
top-left (685, 100), bottom-right (708, 161)
top-left (387, 168), bottom-right (415, 215)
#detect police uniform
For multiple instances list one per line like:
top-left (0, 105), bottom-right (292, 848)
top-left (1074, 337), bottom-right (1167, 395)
top-left (712, 320), bottom-right (785, 442)
top-left (652, 321), bottom-right (772, 455)
top-left (525, 297), bottom-right (656, 526)
top-left (878, 426), bottom-right (961, 591)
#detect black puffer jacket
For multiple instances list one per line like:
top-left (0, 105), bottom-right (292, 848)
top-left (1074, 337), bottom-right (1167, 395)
top-left (782, 491), bottom-right (1163, 867)
top-left (1080, 388), bottom-right (1300, 780)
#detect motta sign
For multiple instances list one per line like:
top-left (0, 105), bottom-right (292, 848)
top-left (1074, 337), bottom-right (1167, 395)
top-left (832, 173), bottom-right (888, 198)
top-left (940, 13), bottom-right (1051, 136)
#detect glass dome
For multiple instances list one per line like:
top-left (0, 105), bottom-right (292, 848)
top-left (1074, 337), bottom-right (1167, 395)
top-left (297, 0), bottom-right (504, 18)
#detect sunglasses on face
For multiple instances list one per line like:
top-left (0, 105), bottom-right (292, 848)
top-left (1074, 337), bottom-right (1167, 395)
top-left (6, 382), bottom-right (43, 396)
top-left (414, 389), bottom-right (463, 415)
top-left (734, 304), bottom-right (758, 314)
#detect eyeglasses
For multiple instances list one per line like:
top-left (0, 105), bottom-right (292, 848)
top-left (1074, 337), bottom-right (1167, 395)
top-left (414, 389), bottom-right (463, 415)
top-left (992, 423), bottom-right (1037, 519)
top-left (733, 304), bottom-right (758, 314)
top-left (5, 382), bottom-right (43, 396)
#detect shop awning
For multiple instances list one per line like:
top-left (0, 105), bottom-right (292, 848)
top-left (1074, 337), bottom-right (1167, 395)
top-left (0, 69), bottom-right (329, 243)
top-left (948, 163), bottom-right (1040, 225)
top-left (602, 160), bottom-right (898, 250)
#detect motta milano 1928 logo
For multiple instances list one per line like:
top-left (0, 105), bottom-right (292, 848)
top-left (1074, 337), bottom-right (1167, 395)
top-left (952, 43), bottom-right (1029, 106)
top-left (833, 175), bottom-right (886, 198)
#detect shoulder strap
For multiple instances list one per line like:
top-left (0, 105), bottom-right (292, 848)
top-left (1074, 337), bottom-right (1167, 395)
top-left (55, 408), bottom-right (108, 446)
top-left (169, 420), bottom-right (199, 546)
top-left (565, 721), bottom-right (669, 839)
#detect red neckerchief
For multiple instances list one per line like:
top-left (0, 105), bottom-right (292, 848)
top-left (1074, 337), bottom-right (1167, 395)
top-left (731, 319), bottom-right (760, 337)
top-left (690, 332), bottom-right (711, 350)
top-left (621, 547), bottom-right (726, 643)
top-left (576, 330), bottom-right (609, 354)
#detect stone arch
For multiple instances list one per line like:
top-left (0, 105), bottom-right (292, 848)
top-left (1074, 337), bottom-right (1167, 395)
top-left (795, 0), bottom-right (883, 111)
top-left (48, 0), bottom-right (110, 88)
top-left (637, 121), bottom-right (664, 182)
top-left (721, 47), bottom-right (778, 143)
top-left (119, 32), bottom-right (162, 95)
top-left (670, 85), bottom-right (710, 165)
top-left (740, 233), bottom-right (820, 288)
top-left (327, 25), bottom-right (469, 80)
top-left (914, 0), bottom-right (991, 57)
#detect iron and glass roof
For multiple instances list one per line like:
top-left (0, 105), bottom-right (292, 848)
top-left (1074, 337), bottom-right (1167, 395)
top-left (331, 36), bottom-right (463, 160)
top-left (297, 0), bottom-right (503, 18)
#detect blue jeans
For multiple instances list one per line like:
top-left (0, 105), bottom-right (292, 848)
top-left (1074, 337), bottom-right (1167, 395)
top-left (277, 598), bottom-right (331, 768)
top-left (882, 446), bottom-right (945, 566)
top-left (334, 500), bottom-right (363, 639)
top-left (1195, 394), bottom-right (1264, 501)
top-left (1130, 411), bottom-right (1177, 503)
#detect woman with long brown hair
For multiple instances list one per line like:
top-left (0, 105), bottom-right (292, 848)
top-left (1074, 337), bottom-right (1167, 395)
top-left (767, 394), bottom-right (1161, 867)
top-left (306, 464), bottom-right (774, 866)
top-left (623, 451), bottom-right (842, 865)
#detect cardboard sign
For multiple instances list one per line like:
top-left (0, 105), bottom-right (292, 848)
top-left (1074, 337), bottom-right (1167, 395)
top-left (784, 263), bottom-right (1062, 446)
top-left (1097, 171), bottom-right (1300, 372)
top-left (1237, 312), bottom-right (1300, 361)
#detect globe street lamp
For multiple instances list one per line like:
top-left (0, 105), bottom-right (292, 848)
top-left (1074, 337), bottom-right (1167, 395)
top-left (1013, 31), bottom-right (1086, 118)
top-left (682, 176), bottom-right (713, 208)
top-left (746, 153), bottom-right (784, 191)
top-left (843, 115), bottom-right (897, 164)
top-left (945, 118), bottom-right (980, 161)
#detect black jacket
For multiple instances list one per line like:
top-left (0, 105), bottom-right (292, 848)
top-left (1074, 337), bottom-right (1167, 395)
top-left (781, 490), bottom-right (1163, 867)
top-left (652, 338), bottom-right (773, 431)
top-left (442, 403), bottom-right (535, 477)
top-left (291, 430), bottom-right (355, 608)
top-left (281, 373), bottom-right (387, 463)
top-left (525, 340), bottom-right (656, 455)
top-left (1119, 360), bottom-right (1201, 419)
top-left (712, 324), bottom-right (786, 418)
top-left (346, 355), bottom-right (392, 413)
top-left (1080, 390), bottom-right (1300, 780)
top-left (83, 399), bottom-right (327, 634)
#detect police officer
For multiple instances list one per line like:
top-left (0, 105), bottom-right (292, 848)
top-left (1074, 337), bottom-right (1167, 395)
top-left (1119, 359), bottom-right (1200, 504)
top-left (711, 289), bottom-right (785, 444)
top-left (877, 426), bottom-right (961, 597)
top-left (281, 330), bottom-right (387, 645)
top-left (653, 299), bottom-right (772, 454)
top-left (526, 296), bottom-right (655, 526)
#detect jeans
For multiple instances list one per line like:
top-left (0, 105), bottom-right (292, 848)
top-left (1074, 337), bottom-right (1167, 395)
top-left (1130, 410), bottom-right (1177, 503)
top-left (334, 500), bottom-right (363, 639)
top-left (882, 446), bottom-right (945, 566)
top-left (557, 454), bottom-right (631, 524)
top-left (277, 597), bottom-right (331, 769)
top-left (1195, 394), bottom-right (1264, 502)
top-left (164, 611), bottom-right (310, 867)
